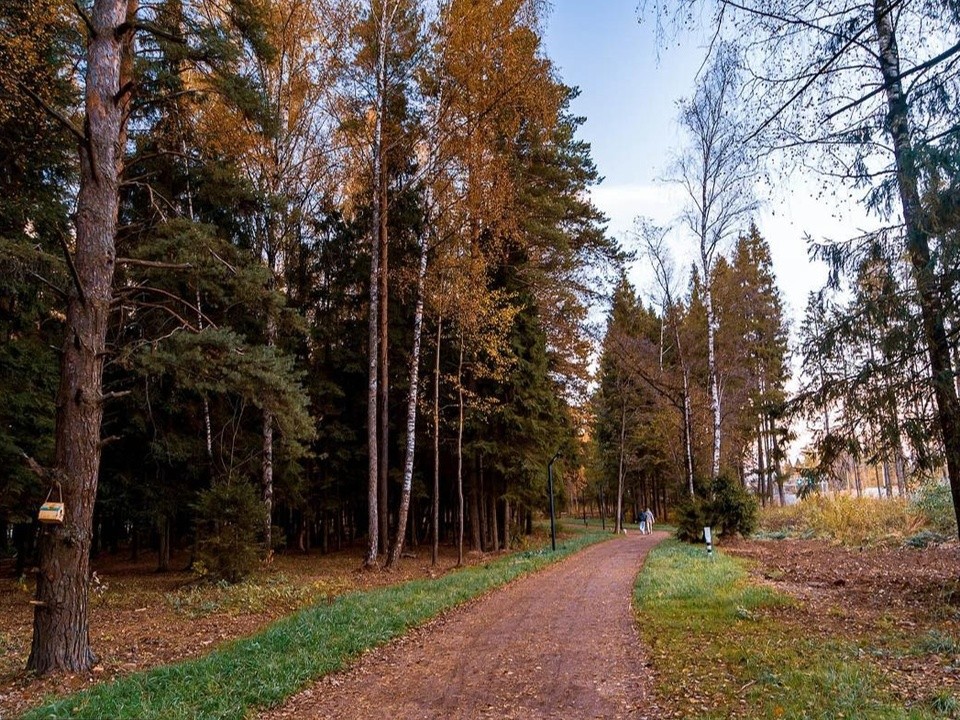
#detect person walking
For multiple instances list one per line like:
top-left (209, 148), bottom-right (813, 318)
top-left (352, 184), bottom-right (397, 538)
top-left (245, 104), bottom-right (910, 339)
top-left (643, 508), bottom-right (655, 534)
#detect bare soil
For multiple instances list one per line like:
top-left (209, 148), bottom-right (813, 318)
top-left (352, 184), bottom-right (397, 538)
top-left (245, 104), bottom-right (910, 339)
top-left (722, 537), bottom-right (960, 709)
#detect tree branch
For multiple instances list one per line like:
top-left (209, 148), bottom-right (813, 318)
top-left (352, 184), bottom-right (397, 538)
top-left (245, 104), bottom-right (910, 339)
top-left (826, 39), bottom-right (960, 121)
top-left (117, 257), bottom-right (193, 270)
top-left (20, 452), bottom-right (47, 479)
top-left (15, 81), bottom-right (86, 145)
top-left (57, 232), bottom-right (86, 306)
top-left (116, 21), bottom-right (185, 45)
top-left (26, 270), bottom-right (67, 299)
top-left (72, 0), bottom-right (95, 37)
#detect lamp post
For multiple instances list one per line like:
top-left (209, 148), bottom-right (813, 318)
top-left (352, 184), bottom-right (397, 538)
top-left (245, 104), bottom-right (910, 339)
top-left (548, 451), bottom-right (561, 551)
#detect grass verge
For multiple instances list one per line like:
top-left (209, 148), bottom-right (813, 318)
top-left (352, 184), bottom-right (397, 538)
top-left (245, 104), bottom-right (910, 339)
top-left (633, 540), bottom-right (944, 719)
top-left (24, 530), bottom-right (608, 720)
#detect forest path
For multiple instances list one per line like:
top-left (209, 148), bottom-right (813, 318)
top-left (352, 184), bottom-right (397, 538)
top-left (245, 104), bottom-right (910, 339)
top-left (260, 530), bottom-right (666, 720)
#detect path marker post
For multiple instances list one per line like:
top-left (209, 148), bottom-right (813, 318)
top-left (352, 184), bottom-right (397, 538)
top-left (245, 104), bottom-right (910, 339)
top-left (703, 526), bottom-right (713, 558)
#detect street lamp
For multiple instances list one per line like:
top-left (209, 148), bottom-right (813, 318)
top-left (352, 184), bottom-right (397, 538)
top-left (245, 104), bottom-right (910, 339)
top-left (548, 451), bottom-right (561, 551)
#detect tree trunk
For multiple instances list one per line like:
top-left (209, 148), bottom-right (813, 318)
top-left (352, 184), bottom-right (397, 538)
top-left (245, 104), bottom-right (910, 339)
top-left (262, 313), bottom-right (276, 560)
top-left (490, 492), bottom-right (499, 552)
top-left (432, 317), bottom-right (442, 567)
top-left (705, 285), bottom-right (722, 481)
top-left (387, 231), bottom-right (428, 568)
top-left (756, 421), bottom-right (767, 507)
top-left (377, 162), bottom-right (389, 554)
top-left (615, 402), bottom-right (626, 534)
top-left (364, 176), bottom-right (381, 567)
top-left (469, 463), bottom-right (482, 552)
top-left (157, 515), bottom-right (170, 572)
top-left (873, 0), bottom-right (960, 538)
top-left (503, 497), bottom-right (511, 552)
top-left (28, 0), bottom-right (134, 674)
top-left (364, 0), bottom-right (389, 569)
top-left (456, 337), bottom-right (465, 566)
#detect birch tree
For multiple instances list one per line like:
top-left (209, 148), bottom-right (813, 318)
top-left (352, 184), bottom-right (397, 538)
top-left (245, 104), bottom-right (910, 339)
top-left (673, 44), bottom-right (758, 483)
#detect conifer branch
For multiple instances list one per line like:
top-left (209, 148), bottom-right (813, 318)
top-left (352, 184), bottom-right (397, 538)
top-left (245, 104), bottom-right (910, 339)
top-left (15, 81), bottom-right (86, 145)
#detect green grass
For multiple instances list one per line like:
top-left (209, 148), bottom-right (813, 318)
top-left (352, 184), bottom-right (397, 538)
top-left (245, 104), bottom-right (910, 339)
top-left (23, 531), bottom-right (609, 720)
top-left (633, 540), bottom-right (946, 719)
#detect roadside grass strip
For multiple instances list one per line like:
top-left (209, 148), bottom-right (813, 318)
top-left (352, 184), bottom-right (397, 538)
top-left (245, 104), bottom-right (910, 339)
top-left (24, 531), bottom-right (608, 720)
top-left (633, 540), bottom-right (941, 720)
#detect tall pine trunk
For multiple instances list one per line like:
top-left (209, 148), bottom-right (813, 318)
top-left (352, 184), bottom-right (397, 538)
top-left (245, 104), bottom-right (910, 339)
top-left (377, 164), bottom-right (389, 553)
top-left (456, 336), bottom-right (465, 566)
top-left (364, 0), bottom-right (391, 568)
top-left (873, 0), bottom-right (960, 538)
top-left (28, 0), bottom-right (134, 674)
top-left (615, 402), bottom-right (626, 533)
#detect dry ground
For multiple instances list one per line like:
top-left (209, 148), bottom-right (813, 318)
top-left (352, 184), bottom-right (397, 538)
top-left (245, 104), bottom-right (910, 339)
top-left (723, 537), bottom-right (960, 709)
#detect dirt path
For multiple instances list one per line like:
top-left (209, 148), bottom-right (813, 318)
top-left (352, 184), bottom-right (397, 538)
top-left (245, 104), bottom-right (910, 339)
top-left (262, 531), bottom-right (666, 720)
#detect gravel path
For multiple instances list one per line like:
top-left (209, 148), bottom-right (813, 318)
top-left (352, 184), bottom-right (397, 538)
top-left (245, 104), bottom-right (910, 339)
top-left (261, 531), bottom-right (666, 720)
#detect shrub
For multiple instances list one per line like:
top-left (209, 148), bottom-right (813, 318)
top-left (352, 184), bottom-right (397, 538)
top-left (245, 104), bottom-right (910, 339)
top-left (675, 472), bottom-right (759, 542)
top-left (711, 472), bottom-right (759, 537)
top-left (912, 479), bottom-right (958, 538)
top-left (675, 497), bottom-right (710, 543)
top-left (758, 494), bottom-right (926, 547)
top-left (194, 481), bottom-right (263, 584)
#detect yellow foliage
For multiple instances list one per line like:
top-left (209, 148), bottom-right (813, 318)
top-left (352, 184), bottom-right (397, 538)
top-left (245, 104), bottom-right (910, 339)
top-left (759, 494), bottom-right (926, 547)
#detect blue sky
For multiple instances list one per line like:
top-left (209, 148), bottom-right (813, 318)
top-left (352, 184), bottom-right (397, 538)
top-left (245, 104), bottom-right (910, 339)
top-left (542, 1), bottom-right (874, 327)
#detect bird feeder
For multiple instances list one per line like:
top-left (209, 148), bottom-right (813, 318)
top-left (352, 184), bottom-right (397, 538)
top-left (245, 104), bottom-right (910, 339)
top-left (38, 483), bottom-right (65, 524)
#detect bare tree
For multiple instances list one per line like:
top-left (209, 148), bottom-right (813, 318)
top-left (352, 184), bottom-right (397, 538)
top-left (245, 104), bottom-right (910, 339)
top-left (641, 222), bottom-right (697, 495)
top-left (672, 44), bottom-right (758, 482)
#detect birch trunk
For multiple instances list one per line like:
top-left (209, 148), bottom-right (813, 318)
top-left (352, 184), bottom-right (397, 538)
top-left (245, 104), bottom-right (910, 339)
top-left (262, 314), bottom-right (276, 558)
top-left (386, 231), bottom-right (428, 568)
top-left (705, 285), bottom-right (721, 481)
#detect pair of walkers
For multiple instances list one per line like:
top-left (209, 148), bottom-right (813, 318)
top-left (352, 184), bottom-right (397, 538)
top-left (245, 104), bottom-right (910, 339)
top-left (637, 508), bottom-right (655, 534)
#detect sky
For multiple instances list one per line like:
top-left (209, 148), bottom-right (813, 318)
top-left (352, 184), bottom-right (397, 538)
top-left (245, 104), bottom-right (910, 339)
top-left (541, 0), bottom-right (876, 331)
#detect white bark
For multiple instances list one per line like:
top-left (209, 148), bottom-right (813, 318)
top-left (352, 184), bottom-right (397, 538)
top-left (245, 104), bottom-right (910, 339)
top-left (387, 230), bottom-right (429, 567)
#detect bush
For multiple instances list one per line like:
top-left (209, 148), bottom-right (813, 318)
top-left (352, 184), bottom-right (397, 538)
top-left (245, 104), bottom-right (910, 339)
top-left (912, 479), bottom-right (958, 538)
top-left (711, 472), bottom-right (759, 537)
top-left (675, 472), bottom-right (759, 543)
top-left (675, 497), bottom-right (710, 543)
top-left (194, 481), bottom-right (263, 583)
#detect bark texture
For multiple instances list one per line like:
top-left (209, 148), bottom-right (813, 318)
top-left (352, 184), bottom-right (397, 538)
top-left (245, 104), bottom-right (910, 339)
top-left (872, 0), bottom-right (960, 537)
top-left (28, 0), bottom-right (133, 674)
